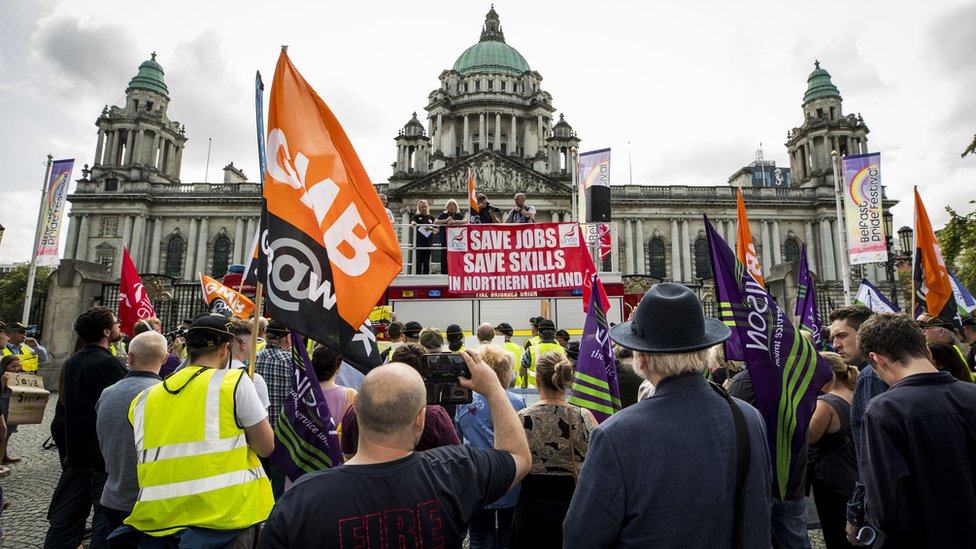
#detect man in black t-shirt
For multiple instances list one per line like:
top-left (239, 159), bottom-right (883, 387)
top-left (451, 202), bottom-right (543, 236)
top-left (259, 351), bottom-right (531, 548)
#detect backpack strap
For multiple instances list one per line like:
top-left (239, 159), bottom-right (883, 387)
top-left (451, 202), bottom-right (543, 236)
top-left (709, 381), bottom-right (751, 549)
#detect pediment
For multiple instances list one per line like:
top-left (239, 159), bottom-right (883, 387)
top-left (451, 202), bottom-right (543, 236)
top-left (390, 151), bottom-right (571, 200)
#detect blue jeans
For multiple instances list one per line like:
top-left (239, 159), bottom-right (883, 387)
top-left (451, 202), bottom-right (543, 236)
top-left (771, 497), bottom-right (812, 549)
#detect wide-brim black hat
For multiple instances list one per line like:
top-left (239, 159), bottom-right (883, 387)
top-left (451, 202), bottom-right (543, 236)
top-left (186, 314), bottom-right (235, 348)
top-left (495, 322), bottom-right (513, 335)
top-left (610, 283), bottom-right (730, 353)
top-left (403, 321), bottom-right (423, 338)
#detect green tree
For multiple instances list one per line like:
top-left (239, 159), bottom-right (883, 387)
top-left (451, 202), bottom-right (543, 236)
top-left (938, 201), bottom-right (976, 292)
top-left (0, 263), bottom-right (51, 326)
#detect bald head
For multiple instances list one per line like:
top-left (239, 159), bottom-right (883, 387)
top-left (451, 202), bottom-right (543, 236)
top-left (128, 331), bottom-right (167, 373)
top-left (357, 364), bottom-right (427, 440)
top-left (477, 322), bottom-right (494, 343)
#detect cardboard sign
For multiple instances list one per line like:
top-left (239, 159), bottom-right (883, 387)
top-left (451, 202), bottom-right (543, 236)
top-left (7, 373), bottom-right (50, 425)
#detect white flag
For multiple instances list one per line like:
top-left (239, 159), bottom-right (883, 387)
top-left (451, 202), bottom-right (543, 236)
top-left (854, 279), bottom-right (900, 314)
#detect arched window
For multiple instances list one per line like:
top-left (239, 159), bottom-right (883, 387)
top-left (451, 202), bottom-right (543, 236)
top-left (165, 237), bottom-right (184, 278)
top-left (212, 235), bottom-right (231, 276)
top-left (784, 238), bottom-right (801, 263)
top-left (694, 237), bottom-right (712, 279)
top-left (648, 238), bottom-right (666, 278)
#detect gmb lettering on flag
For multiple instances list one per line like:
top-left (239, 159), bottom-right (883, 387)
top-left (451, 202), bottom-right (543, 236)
top-left (259, 48), bottom-right (401, 357)
top-left (199, 273), bottom-right (255, 319)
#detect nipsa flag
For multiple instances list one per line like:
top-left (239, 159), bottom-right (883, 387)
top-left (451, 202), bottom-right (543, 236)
top-left (260, 49), bottom-right (401, 352)
top-left (569, 274), bottom-right (620, 423)
top-left (118, 247), bottom-right (155, 337)
top-left (912, 188), bottom-right (961, 328)
top-left (794, 243), bottom-right (824, 350)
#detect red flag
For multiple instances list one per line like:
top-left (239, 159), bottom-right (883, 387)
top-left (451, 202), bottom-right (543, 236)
top-left (119, 247), bottom-right (155, 337)
top-left (598, 223), bottom-right (611, 260)
top-left (580, 226), bottom-right (611, 313)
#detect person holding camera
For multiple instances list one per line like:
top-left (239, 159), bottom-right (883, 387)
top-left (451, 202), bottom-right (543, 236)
top-left (510, 350), bottom-right (595, 548)
top-left (475, 194), bottom-right (503, 224)
top-left (259, 349), bottom-right (531, 548)
top-left (504, 193), bottom-right (536, 224)
top-left (340, 343), bottom-right (460, 459)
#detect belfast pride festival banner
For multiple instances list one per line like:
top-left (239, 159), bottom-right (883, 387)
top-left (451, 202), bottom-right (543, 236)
top-left (842, 153), bottom-right (887, 265)
top-left (446, 222), bottom-right (590, 296)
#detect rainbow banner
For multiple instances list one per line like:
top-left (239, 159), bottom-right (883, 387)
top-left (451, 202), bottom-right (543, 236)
top-left (578, 148), bottom-right (610, 190)
top-left (841, 153), bottom-right (887, 265)
top-left (35, 159), bottom-right (74, 267)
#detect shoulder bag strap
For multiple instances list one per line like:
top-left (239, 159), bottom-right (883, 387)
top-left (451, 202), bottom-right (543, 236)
top-left (709, 381), bottom-right (751, 549)
top-left (566, 405), bottom-right (578, 484)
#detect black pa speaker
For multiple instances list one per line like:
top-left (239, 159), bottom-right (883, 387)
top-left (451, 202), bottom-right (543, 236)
top-left (586, 185), bottom-right (611, 222)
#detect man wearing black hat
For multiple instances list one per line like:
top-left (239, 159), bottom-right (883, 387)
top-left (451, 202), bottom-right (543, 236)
top-left (920, 316), bottom-right (971, 367)
top-left (3, 321), bottom-right (47, 373)
top-left (522, 317), bottom-right (541, 350)
top-left (495, 323), bottom-right (523, 367)
top-left (564, 283), bottom-right (772, 547)
top-left (253, 319), bottom-right (292, 497)
top-left (555, 329), bottom-right (571, 349)
top-left (518, 319), bottom-right (565, 388)
top-left (403, 321), bottom-right (423, 345)
top-left (446, 324), bottom-right (466, 353)
top-left (121, 314), bottom-right (274, 546)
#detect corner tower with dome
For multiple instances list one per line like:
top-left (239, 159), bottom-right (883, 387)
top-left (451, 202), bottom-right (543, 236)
top-left (388, 6), bottom-right (580, 208)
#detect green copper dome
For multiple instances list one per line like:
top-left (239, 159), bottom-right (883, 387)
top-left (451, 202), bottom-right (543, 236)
top-left (453, 7), bottom-right (530, 76)
top-left (127, 52), bottom-right (169, 96)
top-left (803, 60), bottom-right (840, 104)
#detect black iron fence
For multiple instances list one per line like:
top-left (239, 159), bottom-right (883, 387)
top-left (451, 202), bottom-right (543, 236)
top-left (97, 283), bottom-right (209, 333)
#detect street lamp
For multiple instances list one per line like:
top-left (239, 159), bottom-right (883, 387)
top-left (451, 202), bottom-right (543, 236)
top-left (881, 211), bottom-right (898, 307)
top-left (898, 226), bottom-right (914, 260)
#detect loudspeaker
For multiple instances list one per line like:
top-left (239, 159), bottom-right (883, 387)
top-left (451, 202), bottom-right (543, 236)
top-left (586, 185), bottom-right (611, 222)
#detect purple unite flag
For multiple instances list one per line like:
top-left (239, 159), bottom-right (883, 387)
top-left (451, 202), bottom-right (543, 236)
top-left (794, 243), bottom-right (824, 350)
top-left (705, 215), bottom-right (831, 499)
top-left (271, 333), bottom-right (344, 481)
top-left (568, 274), bottom-right (621, 423)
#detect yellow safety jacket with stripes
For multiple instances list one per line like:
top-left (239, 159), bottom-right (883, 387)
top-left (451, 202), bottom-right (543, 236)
top-left (2, 343), bottom-right (39, 373)
top-left (504, 341), bottom-right (524, 370)
top-left (124, 366), bottom-right (273, 536)
top-left (523, 342), bottom-right (565, 387)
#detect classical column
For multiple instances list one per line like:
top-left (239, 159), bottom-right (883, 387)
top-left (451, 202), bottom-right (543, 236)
top-left (624, 219), bottom-right (634, 275)
top-left (196, 217), bottom-right (210, 276)
top-left (681, 219), bottom-right (692, 282)
top-left (551, 211), bottom-right (560, 223)
top-left (725, 219), bottom-right (736, 248)
top-left (831, 218), bottom-right (846, 282)
top-left (245, 217), bottom-right (255, 252)
top-left (760, 220), bottom-right (771, 277)
top-left (562, 212), bottom-right (572, 223)
top-left (436, 113), bottom-right (444, 153)
top-left (184, 218), bottom-right (199, 280)
top-left (511, 115), bottom-right (517, 155)
top-left (151, 133), bottom-right (160, 168)
top-left (462, 115), bottom-right (470, 153)
top-left (76, 214), bottom-right (91, 262)
top-left (479, 113), bottom-right (486, 151)
top-left (63, 214), bottom-right (78, 261)
top-left (635, 220), bottom-right (646, 275)
top-left (772, 220), bottom-right (782, 265)
top-left (124, 130), bottom-right (136, 165)
top-left (134, 129), bottom-right (145, 165)
top-left (671, 218), bottom-right (681, 282)
top-left (233, 217), bottom-right (245, 264)
top-left (131, 214), bottom-right (147, 269)
top-left (149, 218), bottom-right (163, 273)
top-left (804, 221), bottom-right (817, 273)
top-left (94, 128), bottom-right (105, 166)
top-left (174, 145), bottom-right (184, 179)
top-left (494, 113), bottom-right (502, 151)
top-left (819, 220), bottom-right (835, 281)
top-left (122, 215), bottom-right (134, 250)
top-left (610, 221), bottom-right (620, 273)
top-left (537, 115), bottom-right (544, 154)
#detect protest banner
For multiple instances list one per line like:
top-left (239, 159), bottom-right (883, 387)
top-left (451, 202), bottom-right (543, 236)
top-left (842, 153), bottom-right (887, 265)
top-left (446, 222), bottom-right (592, 297)
top-left (7, 373), bottom-right (50, 425)
top-left (794, 243), bottom-right (824, 349)
top-left (855, 278), bottom-right (900, 314)
top-left (199, 273), bottom-right (255, 319)
top-left (569, 274), bottom-right (620, 423)
top-left (912, 188), bottom-right (960, 328)
top-left (119, 247), bottom-right (156, 336)
top-left (34, 159), bottom-right (74, 267)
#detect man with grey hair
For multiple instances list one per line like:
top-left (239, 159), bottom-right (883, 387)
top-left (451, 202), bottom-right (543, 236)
top-left (564, 283), bottom-right (772, 547)
top-left (477, 322), bottom-right (495, 344)
top-left (96, 331), bottom-right (167, 540)
top-left (259, 351), bottom-right (531, 548)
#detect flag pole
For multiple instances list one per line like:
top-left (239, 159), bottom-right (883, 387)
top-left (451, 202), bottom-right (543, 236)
top-left (830, 151), bottom-right (852, 305)
top-left (249, 68), bottom-right (267, 379)
top-left (910, 186), bottom-right (917, 315)
top-left (22, 154), bottom-right (54, 324)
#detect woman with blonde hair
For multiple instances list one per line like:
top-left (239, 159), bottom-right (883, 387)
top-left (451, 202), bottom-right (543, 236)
top-left (808, 351), bottom-right (859, 549)
top-left (433, 199), bottom-right (466, 274)
top-left (456, 346), bottom-right (526, 548)
top-left (511, 351), bottom-right (596, 548)
top-left (411, 199), bottom-right (436, 274)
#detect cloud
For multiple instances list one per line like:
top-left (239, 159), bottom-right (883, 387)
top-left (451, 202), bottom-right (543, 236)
top-left (930, 3), bottom-right (976, 132)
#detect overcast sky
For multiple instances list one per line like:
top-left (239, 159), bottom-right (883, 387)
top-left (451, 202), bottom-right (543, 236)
top-left (2, 0), bottom-right (975, 263)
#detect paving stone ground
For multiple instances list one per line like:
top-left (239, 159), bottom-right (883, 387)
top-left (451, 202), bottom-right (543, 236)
top-left (0, 398), bottom-right (827, 548)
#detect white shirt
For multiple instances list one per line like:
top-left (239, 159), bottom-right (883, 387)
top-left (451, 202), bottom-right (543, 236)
top-left (231, 359), bottom-right (272, 414)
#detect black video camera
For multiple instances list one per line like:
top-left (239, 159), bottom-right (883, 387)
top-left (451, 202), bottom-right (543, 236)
top-left (421, 352), bottom-right (472, 405)
top-left (164, 327), bottom-right (187, 342)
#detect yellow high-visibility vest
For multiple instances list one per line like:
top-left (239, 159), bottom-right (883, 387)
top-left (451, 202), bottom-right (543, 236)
top-left (503, 341), bottom-right (524, 372)
top-left (125, 366), bottom-right (273, 536)
top-left (523, 335), bottom-right (541, 350)
top-left (523, 342), bottom-right (565, 387)
top-left (2, 343), bottom-right (38, 373)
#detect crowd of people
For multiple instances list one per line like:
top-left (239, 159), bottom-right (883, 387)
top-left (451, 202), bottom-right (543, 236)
top-left (408, 192), bottom-right (537, 274)
top-left (1, 279), bottom-right (974, 547)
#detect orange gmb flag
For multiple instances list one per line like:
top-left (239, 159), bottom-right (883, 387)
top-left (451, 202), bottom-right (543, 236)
top-left (913, 188), bottom-right (957, 324)
top-left (736, 187), bottom-right (764, 287)
top-left (263, 49), bottom-right (401, 334)
top-left (200, 273), bottom-right (255, 319)
top-left (468, 168), bottom-right (479, 214)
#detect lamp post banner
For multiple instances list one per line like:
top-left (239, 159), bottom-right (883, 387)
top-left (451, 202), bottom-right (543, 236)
top-left (842, 153), bottom-right (887, 265)
top-left (35, 159), bottom-right (74, 267)
top-left (579, 148), bottom-right (610, 190)
top-left (447, 222), bottom-right (590, 296)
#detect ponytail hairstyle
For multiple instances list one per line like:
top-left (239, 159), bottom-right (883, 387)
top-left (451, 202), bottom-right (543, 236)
top-left (536, 350), bottom-right (573, 393)
top-left (821, 351), bottom-right (859, 391)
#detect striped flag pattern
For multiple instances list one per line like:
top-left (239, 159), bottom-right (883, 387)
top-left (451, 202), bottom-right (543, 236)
top-left (569, 273), bottom-right (621, 423)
